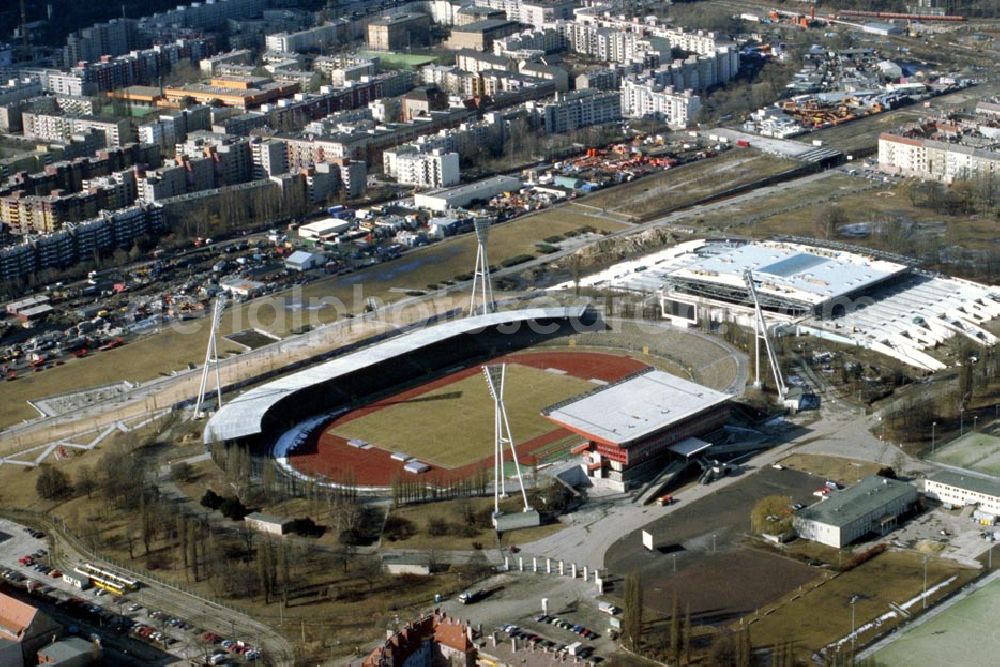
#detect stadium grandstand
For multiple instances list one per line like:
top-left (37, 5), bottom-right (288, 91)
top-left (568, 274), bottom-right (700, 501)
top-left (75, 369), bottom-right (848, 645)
top-left (556, 238), bottom-right (1000, 372)
top-left (203, 306), bottom-right (596, 447)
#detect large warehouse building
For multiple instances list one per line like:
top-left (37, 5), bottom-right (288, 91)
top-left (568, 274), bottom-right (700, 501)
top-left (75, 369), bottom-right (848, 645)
top-left (793, 475), bottom-right (917, 548)
top-left (556, 238), bottom-right (1000, 372)
top-left (544, 369), bottom-right (732, 491)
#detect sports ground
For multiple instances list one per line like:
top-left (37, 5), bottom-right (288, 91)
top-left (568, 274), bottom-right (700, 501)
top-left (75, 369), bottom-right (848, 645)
top-left (872, 573), bottom-right (1000, 666)
top-left (928, 431), bottom-right (1000, 476)
top-left (288, 350), bottom-right (648, 487)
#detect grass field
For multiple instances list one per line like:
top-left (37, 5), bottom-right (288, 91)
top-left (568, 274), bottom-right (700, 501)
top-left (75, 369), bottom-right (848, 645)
top-left (776, 454), bottom-right (886, 486)
top-left (872, 573), bottom-right (1000, 667)
top-left (928, 432), bottom-right (1000, 476)
top-left (358, 50), bottom-right (439, 68)
top-left (329, 363), bottom-right (593, 468)
top-left (582, 150), bottom-right (799, 220)
top-left (385, 497), bottom-right (565, 550)
top-left (746, 551), bottom-right (977, 661)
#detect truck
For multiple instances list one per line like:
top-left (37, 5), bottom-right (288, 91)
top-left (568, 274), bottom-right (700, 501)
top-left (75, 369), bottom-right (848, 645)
top-left (656, 494), bottom-right (675, 506)
top-left (598, 602), bottom-right (620, 615)
top-left (458, 589), bottom-right (485, 604)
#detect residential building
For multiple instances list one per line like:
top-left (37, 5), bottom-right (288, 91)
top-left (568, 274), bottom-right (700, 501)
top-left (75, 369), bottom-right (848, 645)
top-left (362, 611), bottom-right (476, 667)
top-left (395, 149), bottom-right (461, 188)
top-left (250, 138), bottom-right (289, 179)
top-left (367, 13), bottom-right (432, 52)
top-left (21, 112), bottom-right (133, 148)
top-left (793, 476), bottom-right (917, 548)
top-left (0, 591), bottom-right (64, 665)
top-left (525, 89), bottom-right (621, 134)
top-left (266, 22), bottom-right (343, 54)
top-left (445, 20), bottom-right (521, 52)
top-left (878, 132), bottom-right (1000, 184)
top-left (620, 78), bottom-right (702, 129)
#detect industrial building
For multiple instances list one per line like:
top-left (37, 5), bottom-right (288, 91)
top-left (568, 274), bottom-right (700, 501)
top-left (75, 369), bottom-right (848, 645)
top-left (544, 369), bottom-right (732, 492)
top-left (562, 238), bottom-right (1000, 372)
top-left (793, 475), bottom-right (917, 548)
top-left (414, 175), bottom-right (520, 212)
top-left (924, 471), bottom-right (1000, 522)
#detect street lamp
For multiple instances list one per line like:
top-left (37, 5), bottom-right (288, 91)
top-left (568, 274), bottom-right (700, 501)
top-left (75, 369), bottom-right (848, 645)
top-left (974, 415), bottom-right (979, 432)
top-left (923, 556), bottom-right (929, 611)
top-left (932, 421), bottom-right (937, 454)
top-left (849, 595), bottom-right (859, 653)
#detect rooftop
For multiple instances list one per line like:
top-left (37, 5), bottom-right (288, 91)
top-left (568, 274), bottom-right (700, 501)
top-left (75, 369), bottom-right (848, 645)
top-left (544, 368), bottom-right (731, 447)
top-left (796, 475), bottom-right (915, 528)
top-left (245, 512), bottom-right (289, 525)
top-left (453, 19), bottom-right (518, 33)
top-left (668, 241), bottom-right (908, 307)
top-left (928, 470), bottom-right (1000, 499)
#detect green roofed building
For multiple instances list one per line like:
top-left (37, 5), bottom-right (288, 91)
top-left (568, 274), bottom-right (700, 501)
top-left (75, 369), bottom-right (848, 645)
top-left (793, 475), bottom-right (917, 548)
top-left (925, 470), bottom-right (1000, 520)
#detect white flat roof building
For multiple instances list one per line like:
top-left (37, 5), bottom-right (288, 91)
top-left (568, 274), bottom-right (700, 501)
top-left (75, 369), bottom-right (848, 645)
top-left (925, 471), bottom-right (1000, 518)
top-left (415, 175), bottom-right (520, 212)
top-left (545, 369), bottom-right (731, 447)
top-left (299, 218), bottom-right (354, 241)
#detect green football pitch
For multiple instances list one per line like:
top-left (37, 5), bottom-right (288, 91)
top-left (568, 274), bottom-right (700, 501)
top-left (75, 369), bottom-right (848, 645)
top-left (328, 363), bottom-right (594, 468)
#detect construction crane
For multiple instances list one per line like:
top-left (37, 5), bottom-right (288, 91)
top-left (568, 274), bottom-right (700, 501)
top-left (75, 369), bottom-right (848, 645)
top-left (743, 269), bottom-right (788, 402)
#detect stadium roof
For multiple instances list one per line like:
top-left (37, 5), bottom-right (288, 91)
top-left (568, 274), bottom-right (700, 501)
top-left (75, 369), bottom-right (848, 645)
top-left (204, 306), bottom-right (587, 443)
top-left (544, 369), bottom-right (730, 447)
top-left (795, 475), bottom-right (915, 528)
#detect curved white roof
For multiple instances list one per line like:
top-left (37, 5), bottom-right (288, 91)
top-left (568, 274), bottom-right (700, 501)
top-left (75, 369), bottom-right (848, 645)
top-left (203, 306), bottom-right (588, 443)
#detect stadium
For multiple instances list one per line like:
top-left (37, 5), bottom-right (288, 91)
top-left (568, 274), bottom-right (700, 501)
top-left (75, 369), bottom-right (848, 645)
top-left (564, 238), bottom-right (1000, 372)
top-left (202, 305), bottom-right (743, 495)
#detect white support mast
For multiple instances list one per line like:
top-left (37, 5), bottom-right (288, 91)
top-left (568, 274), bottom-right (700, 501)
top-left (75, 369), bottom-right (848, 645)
top-left (469, 219), bottom-right (495, 316)
top-left (194, 294), bottom-right (226, 418)
top-left (483, 364), bottom-right (530, 518)
top-left (744, 269), bottom-right (787, 401)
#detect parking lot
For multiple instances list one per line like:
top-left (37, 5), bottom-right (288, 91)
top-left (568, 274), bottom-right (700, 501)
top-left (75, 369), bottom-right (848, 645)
top-left (604, 467), bottom-right (823, 624)
top-left (439, 571), bottom-right (621, 662)
top-left (0, 518), bottom-right (260, 664)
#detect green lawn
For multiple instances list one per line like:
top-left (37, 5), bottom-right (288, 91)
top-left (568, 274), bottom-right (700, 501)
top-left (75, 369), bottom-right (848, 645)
top-left (746, 551), bottom-right (976, 662)
top-left (330, 363), bottom-right (593, 468)
top-left (872, 573), bottom-right (1000, 667)
top-left (928, 432), bottom-right (1000, 476)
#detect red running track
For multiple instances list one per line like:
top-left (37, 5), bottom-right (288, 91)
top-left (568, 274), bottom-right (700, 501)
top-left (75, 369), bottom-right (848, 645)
top-left (288, 350), bottom-right (648, 488)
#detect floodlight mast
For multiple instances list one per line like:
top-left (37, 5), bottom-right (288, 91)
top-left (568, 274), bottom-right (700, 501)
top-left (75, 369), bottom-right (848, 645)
top-left (194, 295), bottom-right (226, 418)
top-left (469, 219), bottom-right (495, 316)
top-left (483, 364), bottom-right (530, 515)
top-left (743, 269), bottom-right (787, 401)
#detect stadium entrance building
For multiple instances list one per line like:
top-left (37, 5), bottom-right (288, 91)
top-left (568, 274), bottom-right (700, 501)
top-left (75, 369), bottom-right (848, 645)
top-left (544, 369), bottom-right (731, 492)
